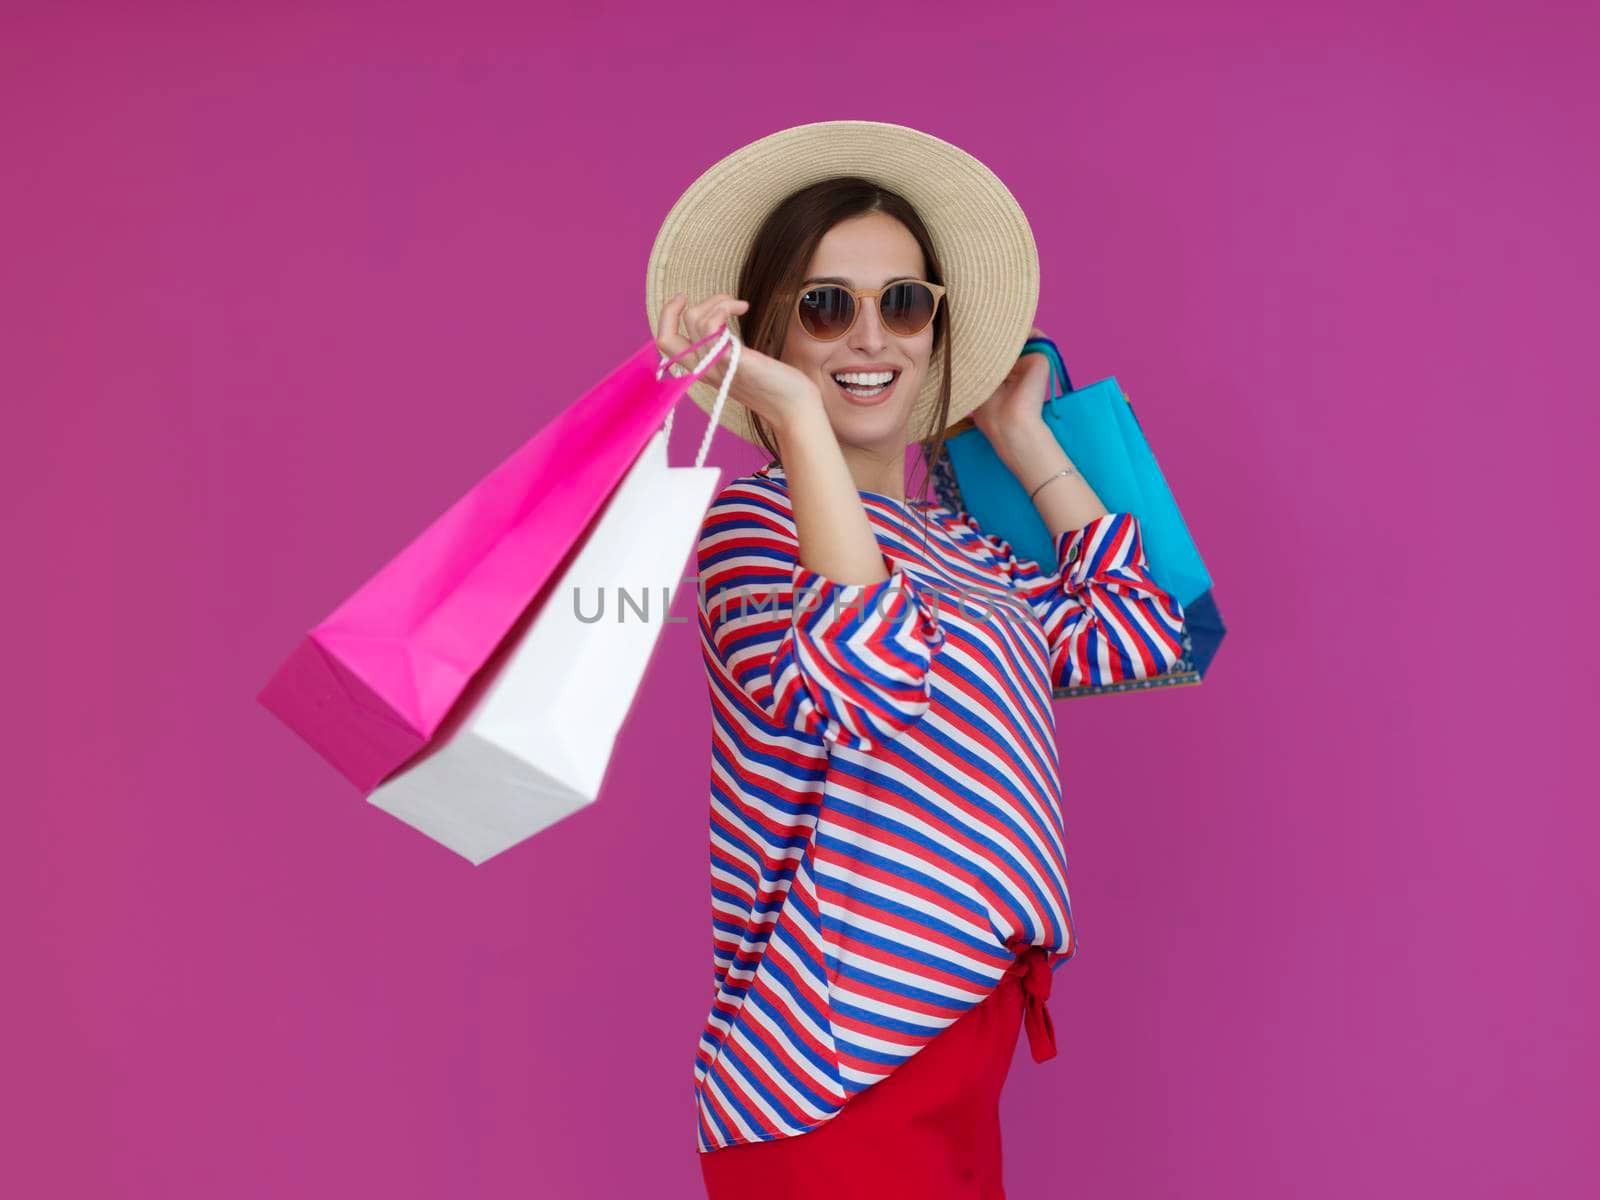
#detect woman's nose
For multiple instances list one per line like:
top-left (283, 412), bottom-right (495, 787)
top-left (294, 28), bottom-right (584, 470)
top-left (850, 296), bottom-right (888, 352)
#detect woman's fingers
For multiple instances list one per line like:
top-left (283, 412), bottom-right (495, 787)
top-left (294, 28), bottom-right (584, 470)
top-left (684, 294), bottom-right (745, 341)
top-left (655, 294), bottom-right (689, 356)
top-left (656, 293), bottom-right (752, 391)
top-left (656, 296), bottom-right (718, 382)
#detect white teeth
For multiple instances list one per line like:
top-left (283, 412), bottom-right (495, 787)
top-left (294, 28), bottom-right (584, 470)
top-left (832, 370), bottom-right (896, 385)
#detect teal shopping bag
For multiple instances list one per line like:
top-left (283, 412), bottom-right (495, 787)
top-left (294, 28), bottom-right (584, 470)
top-left (925, 337), bottom-right (1225, 697)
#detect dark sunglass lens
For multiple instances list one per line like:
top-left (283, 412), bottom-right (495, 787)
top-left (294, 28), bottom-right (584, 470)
top-left (798, 286), bottom-right (855, 338)
top-left (882, 282), bottom-right (936, 334)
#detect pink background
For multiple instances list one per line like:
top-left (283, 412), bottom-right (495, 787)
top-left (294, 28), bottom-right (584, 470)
top-left (6, 2), bottom-right (1594, 1197)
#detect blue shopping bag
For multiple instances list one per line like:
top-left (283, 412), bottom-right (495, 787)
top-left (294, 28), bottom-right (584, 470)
top-left (925, 337), bottom-right (1225, 697)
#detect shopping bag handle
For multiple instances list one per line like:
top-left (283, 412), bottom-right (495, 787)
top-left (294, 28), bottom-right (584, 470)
top-left (655, 321), bottom-right (735, 380)
top-left (1023, 336), bottom-right (1075, 422)
top-left (657, 323), bottom-right (742, 471)
top-left (1025, 335), bottom-right (1140, 423)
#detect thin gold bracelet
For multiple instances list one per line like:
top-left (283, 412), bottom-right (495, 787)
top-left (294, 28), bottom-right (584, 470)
top-left (1028, 466), bottom-right (1076, 502)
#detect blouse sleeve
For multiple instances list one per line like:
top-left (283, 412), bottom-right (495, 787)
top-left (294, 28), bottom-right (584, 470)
top-left (952, 507), bottom-right (1187, 691)
top-left (696, 480), bottom-right (947, 752)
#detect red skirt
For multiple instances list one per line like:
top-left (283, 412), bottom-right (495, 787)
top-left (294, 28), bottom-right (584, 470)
top-left (699, 946), bottom-right (1058, 1200)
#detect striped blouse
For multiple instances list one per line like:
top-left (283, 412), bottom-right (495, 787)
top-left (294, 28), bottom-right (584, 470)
top-left (691, 460), bottom-right (1187, 1153)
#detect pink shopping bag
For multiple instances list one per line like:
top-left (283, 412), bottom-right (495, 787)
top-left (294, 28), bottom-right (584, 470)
top-left (257, 326), bottom-right (736, 793)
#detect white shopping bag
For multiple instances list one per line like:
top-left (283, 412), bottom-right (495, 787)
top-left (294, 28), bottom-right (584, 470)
top-left (366, 336), bottom-right (740, 864)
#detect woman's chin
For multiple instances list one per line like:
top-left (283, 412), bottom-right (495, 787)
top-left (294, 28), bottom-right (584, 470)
top-left (823, 382), bottom-right (920, 438)
top-left (830, 404), bottom-right (910, 442)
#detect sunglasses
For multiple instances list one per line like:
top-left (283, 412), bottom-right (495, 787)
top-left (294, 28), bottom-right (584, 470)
top-left (794, 278), bottom-right (948, 341)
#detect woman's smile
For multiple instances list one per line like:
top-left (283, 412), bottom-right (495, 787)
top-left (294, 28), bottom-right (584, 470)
top-left (830, 366), bottom-right (902, 405)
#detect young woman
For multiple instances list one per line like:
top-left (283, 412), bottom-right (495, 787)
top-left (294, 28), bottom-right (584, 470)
top-left (647, 122), bottom-right (1188, 1199)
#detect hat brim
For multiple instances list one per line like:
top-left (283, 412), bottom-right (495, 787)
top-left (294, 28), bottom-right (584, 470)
top-left (644, 120), bottom-right (1039, 448)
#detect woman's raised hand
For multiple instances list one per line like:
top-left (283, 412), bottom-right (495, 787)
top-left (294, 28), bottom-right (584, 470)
top-left (655, 293), bottom-right (823, 436)
top-left (971, 337), bottom-right (1053, 448)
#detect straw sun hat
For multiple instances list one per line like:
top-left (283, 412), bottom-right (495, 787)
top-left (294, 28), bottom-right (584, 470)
top-left (644, 119), bottom-right (1040, 447)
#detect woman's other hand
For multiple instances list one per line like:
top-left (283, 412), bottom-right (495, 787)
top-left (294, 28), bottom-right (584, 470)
top-left (970, 342), bottom-right (1053, 459)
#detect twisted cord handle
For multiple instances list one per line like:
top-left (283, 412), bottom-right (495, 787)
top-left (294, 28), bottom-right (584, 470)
top-left (658, 324), bottom-right (742, 470)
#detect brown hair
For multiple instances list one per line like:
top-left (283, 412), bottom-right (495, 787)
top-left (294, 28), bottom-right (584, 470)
top-left (732, 176), bottom-right (955, 543)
